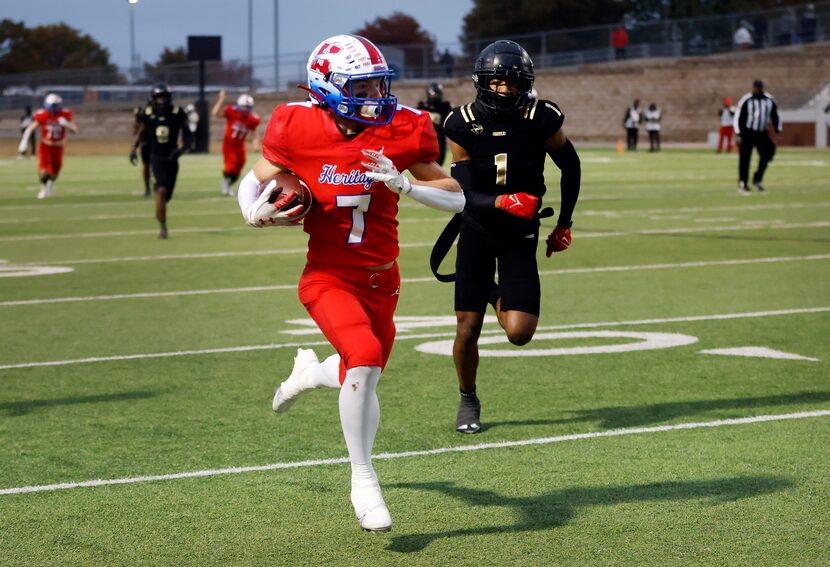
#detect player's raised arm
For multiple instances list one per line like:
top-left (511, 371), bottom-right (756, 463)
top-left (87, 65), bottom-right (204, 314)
top-left (211, 89), bottom-right (226, 117)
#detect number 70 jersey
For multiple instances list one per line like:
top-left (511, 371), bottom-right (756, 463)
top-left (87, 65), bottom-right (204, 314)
top-left (443, 98), bottom-right (564, 203)
top-left (261, 101), bottom-right (439, 268)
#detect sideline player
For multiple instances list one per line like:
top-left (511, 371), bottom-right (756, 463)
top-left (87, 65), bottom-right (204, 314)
top-left (416, 83), bottom-right (452, 166)
top-left (130, 97), bottom-right (153, 196)
top-left (19, 94), bottom-right (78, 199)
top-left (212, 90), bottom-right (261, 196)
top-left (131, 84), bottom-right (191, 239)
top-left (442, 40), bottom-right (581, 434)
top-left (717, 97), bottom-right (736, 154)
top-left (18, 105), bottom-right (36, 159)
top-left (236, 34), bottom-right (464, 532)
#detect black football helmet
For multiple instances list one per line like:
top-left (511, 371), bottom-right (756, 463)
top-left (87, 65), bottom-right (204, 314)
top-left (473, 40), bottom-right (534, 116)
top-left (150, 83), bottom-right (172, 112)
top-left (426, 82), bottom-right (443, 102)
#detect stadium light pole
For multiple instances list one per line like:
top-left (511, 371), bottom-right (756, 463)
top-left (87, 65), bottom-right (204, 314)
top-left (128, 0), bottom-right (139, 82)
top-left (274, 0), bottom-right (280, 92)
top-left (248, 0), bottom-right (253, 90)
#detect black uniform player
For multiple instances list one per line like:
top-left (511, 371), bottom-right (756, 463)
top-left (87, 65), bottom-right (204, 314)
top-left (132, 84), bottom-right (191, 239)
top-left (130, 97), bottom-right (153, 197)
top-left (443, 40), bottom-right (581, 433)
top-left (417, 83), bottom-right (452, 166)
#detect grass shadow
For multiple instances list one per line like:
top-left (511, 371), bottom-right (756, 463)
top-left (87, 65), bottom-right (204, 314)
top-left (0, 390), bottom-right (160, 417)
top-left (486, 390), bottom-right (830, 431)
top-left (387, 476), bottom-right (791, 552)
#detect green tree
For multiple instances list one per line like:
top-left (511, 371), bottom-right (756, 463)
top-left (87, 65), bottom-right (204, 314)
top-left (0, 19), bottom-right (117, 77)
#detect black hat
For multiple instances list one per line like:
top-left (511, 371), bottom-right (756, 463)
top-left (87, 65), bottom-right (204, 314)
top-left (753, 79), bottom-right (764, 89)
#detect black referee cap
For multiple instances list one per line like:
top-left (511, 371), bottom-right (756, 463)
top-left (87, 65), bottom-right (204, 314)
top-left (753, 79), bottom-right (764, 89)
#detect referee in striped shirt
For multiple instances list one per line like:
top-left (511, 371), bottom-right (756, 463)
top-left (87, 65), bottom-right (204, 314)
top-left (734, 79), bottom-right (781, 193)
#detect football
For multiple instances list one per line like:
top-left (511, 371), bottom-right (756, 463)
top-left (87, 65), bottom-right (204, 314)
top-left (256, 173), bottom-right (313, 222)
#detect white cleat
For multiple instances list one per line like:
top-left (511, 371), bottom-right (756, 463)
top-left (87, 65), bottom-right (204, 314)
top-left (37, 188), bottom-right (48, 199)
top-left (352, 486), bottom-right (392, 532)
top-left (272, 348), bottom-right (319, 413)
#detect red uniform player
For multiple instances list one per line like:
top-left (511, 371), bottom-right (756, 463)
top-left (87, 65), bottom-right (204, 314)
top-left (19, 93), bottom-right (78, 199)
top-left (212, 90), bottom-right (261, 196)
top-left (236, 34), bottom-right (464, 533)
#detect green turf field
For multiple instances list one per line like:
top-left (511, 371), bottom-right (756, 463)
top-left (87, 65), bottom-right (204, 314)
top-left (0, 148), bottom-right (828, 566)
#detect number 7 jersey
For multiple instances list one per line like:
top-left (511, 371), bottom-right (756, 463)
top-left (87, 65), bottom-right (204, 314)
top-left (262, 101), bottom-right (438, 268)
top-left (443, 98), bottom-right (564, 227)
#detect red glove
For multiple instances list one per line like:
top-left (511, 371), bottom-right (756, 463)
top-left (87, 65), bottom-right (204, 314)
top-left (546, 226), bottom-right (572, 257)
top-left (497, 192), bottom-right (539, 220)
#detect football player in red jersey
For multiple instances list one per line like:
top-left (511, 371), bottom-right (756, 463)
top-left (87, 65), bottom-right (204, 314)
top-left (212, 90), bottom-right (262, 196)
top-left (19, 93), bottom-right (78, 199)
top-left (237, 34), bottom-right (464, 532)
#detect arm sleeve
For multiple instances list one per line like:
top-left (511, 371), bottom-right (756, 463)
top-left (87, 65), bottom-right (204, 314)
top-left (237, 169), bottom-right (260, 217)
top-left (403, 183), bottom-right (465, 213)
top-left (550, 139), bottom-right (581, 226)
top-left (452, 159), bottom-right (496, 212)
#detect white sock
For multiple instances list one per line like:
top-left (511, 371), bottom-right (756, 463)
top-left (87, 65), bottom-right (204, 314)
top-left (221, 179), bottom-right (230, 194)
top-left (46, 179), bottom-right (54, 193)
top-left (40, 182), bottom-right (47, 193)
top-left (339, 366), bottom-right (381, 492)
top-left (307, 354), bottom-right (341, 389)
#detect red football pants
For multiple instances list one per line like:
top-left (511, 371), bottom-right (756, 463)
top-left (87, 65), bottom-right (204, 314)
top-left (222, 140), bottom-right (247, 178)
top-left (38, 143), bottom-right (64, 177)
top-left (718, 125), bottom-right (734, 152)
top-left (298, 262), bottom-right (400, 384)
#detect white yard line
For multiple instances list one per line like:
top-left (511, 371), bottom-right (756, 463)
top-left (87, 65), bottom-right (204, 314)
top-left (1, 306), bottom-right (827, 371)
top-left (4, 254), bottom-right (829, 307)
top-left (577, 220), bottom-right (830, 239)
top-left (3, 218), bottom-right (829, 243)
top-left (1, 409), bottom-right (827, 496)
top-left (9, 220), bottom-right (830, 266)
top-left (581, 201), bottom-right (830, 218)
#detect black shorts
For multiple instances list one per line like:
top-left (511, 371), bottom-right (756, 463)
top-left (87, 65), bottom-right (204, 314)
top-left (151, 157), bottom-right (179, 201)
top-left (454, 219), bottom-right (541, 315)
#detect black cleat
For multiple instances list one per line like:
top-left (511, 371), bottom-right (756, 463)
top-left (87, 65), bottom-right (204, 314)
top-left (456, 392), bottom-right (482, 434)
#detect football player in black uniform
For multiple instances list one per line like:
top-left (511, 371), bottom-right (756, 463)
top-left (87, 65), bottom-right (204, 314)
top-left (417, 83), bottom-right (452, 166)
top-left (442, 40), bottom-right (581, 433)
top-left (131, 84), bottom-right (191, 239)
top-left (130, 97), bottom-right (153, 197)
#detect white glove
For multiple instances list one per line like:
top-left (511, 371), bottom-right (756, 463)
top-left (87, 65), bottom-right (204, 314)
top-left (244, 184), bottom-right (304, 228)
top-left (361, 149), bottom-right (411, 194)
top-left (57, 117), bottom-right (70, 127)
